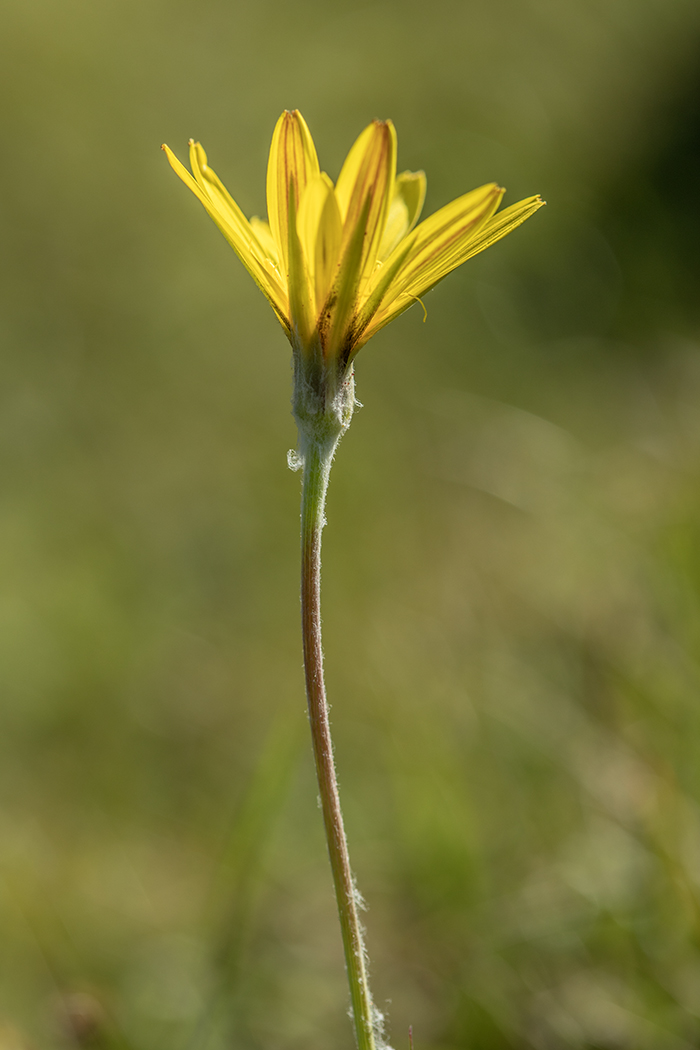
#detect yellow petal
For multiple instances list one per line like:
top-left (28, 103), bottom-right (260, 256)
top-left (319, 121), bottom-right (397, 358)
top-left (189, 140), bottom-right (260, 249)
top-left (377, 170), bottom-right (427, 261)
top-left (297, 173), bottom-right (343, 317)
top-left (322, 195), bottom-right (372, 360)
top-left (364, 192), bottom-right (545, 341)
top-left (450, 194), bottom-right (545, 262)
top-left (378, 183), bottom-right (503, 309)
top-left (249, 216), bottom-right (280, 267)
top-left (334, 120), bottom-right (397, 286)
top-left (266, 110), bottom-right (320, 275)
top-left (396, 192), bottom-right (545, 303)
top-left (188, 141), bottom-right (286, 282)
top-left (286, 180), bottom-right (316, 345)
top-left (352, 231), bottom-right (417, 347)
top-left (163, 143), bottom-right (290, 330)
top-left (397, 170), bottom-right (428, 232)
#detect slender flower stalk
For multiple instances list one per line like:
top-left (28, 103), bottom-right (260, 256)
top-left (300, 432), bottom-right (376, 1050)
top-left (163, 111), bottom-right (543, 1049)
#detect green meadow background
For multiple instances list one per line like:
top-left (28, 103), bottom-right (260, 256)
top-left (2, 0), bottom-right (700, 1047)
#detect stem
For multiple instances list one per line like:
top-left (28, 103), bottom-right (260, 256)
top-left (300, 436), bottom-right (378, 1050)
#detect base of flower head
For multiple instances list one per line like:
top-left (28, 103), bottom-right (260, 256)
top-left (291, 343), bottom-right (356, 464)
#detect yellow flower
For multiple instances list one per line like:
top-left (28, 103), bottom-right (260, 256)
top-left (162, 111), bottom-right (543, 366)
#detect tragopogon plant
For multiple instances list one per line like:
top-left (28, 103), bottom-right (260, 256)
top-left (163, 111), bottom-right (543, 1050)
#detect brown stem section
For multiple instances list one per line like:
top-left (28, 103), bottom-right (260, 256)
top-left (300, 438), bottom-right (377, 1050)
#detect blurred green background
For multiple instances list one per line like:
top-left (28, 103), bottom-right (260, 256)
top-left (2, 0), bottom-right (700, 1047)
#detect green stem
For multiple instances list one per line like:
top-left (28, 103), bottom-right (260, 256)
top-left (300, 436), bottom-right (378, 1050)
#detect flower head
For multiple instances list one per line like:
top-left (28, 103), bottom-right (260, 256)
top-left (163, 111), bottom-right (543, 369)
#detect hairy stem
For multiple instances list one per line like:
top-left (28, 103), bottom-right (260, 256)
top-left (300, 436), bottom-right (377, 1050)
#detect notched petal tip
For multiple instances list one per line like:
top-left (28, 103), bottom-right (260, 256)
top-left (279, 109), bottom-right (308, 131)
